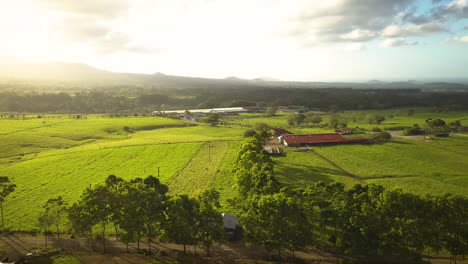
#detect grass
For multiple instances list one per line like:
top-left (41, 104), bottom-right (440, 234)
top-left (168, 141), bottom-right (230, 195)
top-left (211, 141), bottom-right (241, 206)
top-left (273, 148), bottom-right (361, 189)
top-left (310, 139), bottom-right (467, 196)
top-left (1, 110), bottom-right (467, 231)
top-left (222, 108), bottom-right (468, 132)
top-left (0, 116), bottom-right (187, 164)
top-left (1, 143), bottom-right (201, 230)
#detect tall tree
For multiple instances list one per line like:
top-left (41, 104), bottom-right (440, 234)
top-left (42, 196), bottom-right (67, 248)
top-left (0, 177), bottom-right (16, 232)
top-left (195, 189), bottom-right (224, 256)
top-left (165, 194), bottom-right (198, 254)
top-left (139, 176), bottom-right (168, 254)
top-left (240, 190), bottom-right (312, 258)
top-left (68, 199), bottom-right (97, 250)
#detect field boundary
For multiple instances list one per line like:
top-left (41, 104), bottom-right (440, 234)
top-left (209, 141), bottom-right (230, 188)
top-left (309, 147), bottom-right (363, 182)
top-left (0, 120), bottom-right (76, 135)
top-left (3, 140), bottom-right (240, 166)
top-left (167, 142), bottom-right (205, 185)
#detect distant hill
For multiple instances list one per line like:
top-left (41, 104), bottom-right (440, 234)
top-left (1, 59), bottom-right (467, 90)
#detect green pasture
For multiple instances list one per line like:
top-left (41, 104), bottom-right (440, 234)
top-left (222, 108), bottom-right (468, 132)
top-left (168, 141), bottom-right (230, 195)
top-left (0, 110), bottom-right (467, 231)
top-left (0, 117), bottom-right (187, 164)
top-left (273, 138), bottom-right (468, 197)
top-left (0, 143), bottom-right (201, 230)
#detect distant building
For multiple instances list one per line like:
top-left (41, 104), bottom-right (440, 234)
top-left (280, 133), bottom-right (367, 147)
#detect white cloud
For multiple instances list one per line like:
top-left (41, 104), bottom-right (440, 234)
top-left (344, 43), bottom-right (366, 52)
top-left (380, 38), bottom-right (419, 47)
top-left (340, 29), bottom-right (377, 41)
top-left (446, 35), bottom-right (468, 42)
top-left (382, 22), bottom-right (445, 37)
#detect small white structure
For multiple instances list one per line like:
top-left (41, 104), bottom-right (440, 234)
top-left (221, 213), bottom-right (238, 230)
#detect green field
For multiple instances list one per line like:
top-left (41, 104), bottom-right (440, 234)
top-left (1, 109), bottom-right (468, 231)
top-left (225, 108), bottom-right (468, 132)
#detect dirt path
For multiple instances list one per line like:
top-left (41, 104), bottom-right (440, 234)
top-left (0, 233), bottom-right (336, 264)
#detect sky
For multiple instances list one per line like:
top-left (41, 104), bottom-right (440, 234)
top-left (0, 0), bottom-right (467, 82)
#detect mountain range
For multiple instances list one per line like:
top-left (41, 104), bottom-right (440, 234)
top-left (1, 59), bottom-right (467, 90)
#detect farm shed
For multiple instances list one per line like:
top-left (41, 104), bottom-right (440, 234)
top-left (281, 133), bottom-right (368, 147)
top-left (221, 213), bottom-right (238, 230)
top-left (264, 146), bottom-right (282, 155)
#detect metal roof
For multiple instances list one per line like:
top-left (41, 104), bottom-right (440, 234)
top-left (283, 133), bottom-right (367, 144)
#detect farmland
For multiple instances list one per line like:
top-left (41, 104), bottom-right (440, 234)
top-left (1, 108), bottom-right (468, 231)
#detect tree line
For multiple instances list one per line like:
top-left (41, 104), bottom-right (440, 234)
top-left (1, 86), bottom-right (468, 114)
top-left (37, 175), bottom-right (224, 256)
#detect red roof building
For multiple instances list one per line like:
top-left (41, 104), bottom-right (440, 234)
top-left (280, 133), bottom-right (367, 147)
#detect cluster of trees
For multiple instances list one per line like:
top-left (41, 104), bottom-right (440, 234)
top-left (37, 175), bottom-right (224, 255)
top-left (404, 118), bottom-right (461, 136)
top-left (231, 134), bottom-right (467, 262)
top-left (287, 112), bottom-right (323, 126)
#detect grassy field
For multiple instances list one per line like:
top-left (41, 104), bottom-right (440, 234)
top-left (1, 108), bottom-right (467, 231)
top-left (223, 108), bottom-right (468, 132)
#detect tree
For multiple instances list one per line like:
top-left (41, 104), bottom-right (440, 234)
top-left (0, 177), bottom-right (16, 232)
top-left (373, 131), bottom-right (392, 142)
top-left (42, 197), bottom-right (67, 247)
top-left (68, 184), bottom-right (113, 253)
top-left (165, 194), bottom-right (198, 254)
top-left (195, 189), bottom-right (224, 256)
top-left (139, 176), bottom-right (168, 254)
top-left (375, 115), bottom-right (386, 125)
top-left (403, 124), bottom-right (424, 135)
top-left (243, 129), bottom-right (256, 138)
top-left (37, 210), bottom-right (53, 252)
top-left (114, 180), bottom-right (146, 252)
top-left (426, 118), bottom-right (446, 127)
top-left (287, 113), bottom-right (305, 126)
top-left (233, 137), bottom-right (280, 198)
top-left (264, 107), bottom-right (277, 117)
top-left (68, 199), bottom-right (97, 250)
top-left (305, 112), bottom-right (322, 125)
top-left (330, 115), bottom-right (340, 129)
top-left (253, 122), bottom-right (270, 132)
top-left (105, 175), bottom-right (124, 236)
top-left (205, 113), bottom-right (220, 126)
top-left (432, 194), bottom-right (468, 263)
top-left (240, 191), bottom-right (312, 258)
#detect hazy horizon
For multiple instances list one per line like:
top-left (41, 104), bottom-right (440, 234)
top-left (1, 0), bottom-right (468, 82)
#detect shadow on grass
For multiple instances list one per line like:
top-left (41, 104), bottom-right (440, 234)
top-left (275, 164), bottom-right (348, 187)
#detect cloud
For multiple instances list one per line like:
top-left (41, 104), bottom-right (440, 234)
top-left (344, 43), bottom-right (366, 52)
top-left (465, 25), bottom-right (468, 30)
top-left (288, 0), bottom-right (466, 46)
top-left (36, 0), bottom-right (129, 19)
top-left (446, 35), bottom-right (468, 42)
top-left (382, 22), bottom-right (445, 37)
top-left (340, 29), bottom-right (377, 41)
top-left (290, 0), bottom-right (417, 44)
top-left (380, 38), bottom-right (419, 47)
